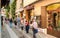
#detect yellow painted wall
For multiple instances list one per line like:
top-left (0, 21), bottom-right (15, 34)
top-left (34, 5), bottom-right (41, 16)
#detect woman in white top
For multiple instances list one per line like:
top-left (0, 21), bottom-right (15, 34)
top-left (32, 20), bottom-right (38, 29)
top-left (32, 19), bottom-right (38, 38)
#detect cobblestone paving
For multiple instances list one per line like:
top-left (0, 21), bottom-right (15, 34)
top-left (12, 27), bottom-right (25, 38)
top-left (12, 26), bottom-right (34, 38)
top-left (11, 24), bottom-right (40, 38)
top-left (1, 26), bottom-right (10, 38)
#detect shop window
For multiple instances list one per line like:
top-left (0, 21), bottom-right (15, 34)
top-left (47, 3), bottom-right (60, 31)
top-left (47, 12), bottom-right (60, 31)
top-left (47, 3), bottom-right (60, 37)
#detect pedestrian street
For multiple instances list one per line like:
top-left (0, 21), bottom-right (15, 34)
top-left (2, 23), bottom-right (56, 38)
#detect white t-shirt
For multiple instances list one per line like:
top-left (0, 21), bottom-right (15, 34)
top-left (32, 21), bottom-right (38, 29)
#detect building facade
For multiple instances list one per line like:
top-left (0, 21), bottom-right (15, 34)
top-left (16, 0), bottom-right (60, 37)
top-left (16, 0), bottom-right (23, 18)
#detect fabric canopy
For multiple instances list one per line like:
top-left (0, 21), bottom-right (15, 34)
top-left (47, 3), bottom-right (60, 11)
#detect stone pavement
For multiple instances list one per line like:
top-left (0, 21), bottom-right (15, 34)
top-left (5, 24), bottom-right (19, 38)
top-left (12, 23), bottom-right (57, 38)
top-left (0, 32), bottom-right (1, 38)
top-left (12, 26), bottom-right (32, 38)
top-left (12, 27), bottom-right (25, 38)
top-left (36, 32), bottom-right (57, 38)
top-left (1, 25), bottom-right (10, 38)
top-left (5, 23), bottom-right (57, 38)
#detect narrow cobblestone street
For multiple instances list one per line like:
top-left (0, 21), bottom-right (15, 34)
top-left (7, 23), bottom-right (57, 38)
top-left (1, 22), bottom-right (57, 38)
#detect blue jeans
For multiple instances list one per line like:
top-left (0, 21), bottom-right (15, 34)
top-left (26, 25), bottom-right (29, 33)
top-left (33, 29), bottom-right (38, 38)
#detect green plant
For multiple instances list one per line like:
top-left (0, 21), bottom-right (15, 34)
top-left (10, 0), bottom-right (16, 19)
top-left (5, 5), bottom-right (10, 18)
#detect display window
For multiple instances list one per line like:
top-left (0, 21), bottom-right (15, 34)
top-left (47, 3), bottom-right (60, 31)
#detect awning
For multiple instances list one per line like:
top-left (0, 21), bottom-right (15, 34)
top-left (47, 3), bottom-right (60, 11)
top-left (25, 5), bottom-right (34, 10)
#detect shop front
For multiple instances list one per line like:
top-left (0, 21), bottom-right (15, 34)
top-left (24, 5), bottom-right (41, 27)
top-left (24, 5), bottom-right (34, 21)
top-left (34, 0), bottom-right (60, 37)
top-left (23, 0), bottom-right (60, 37)
top-left (46, 3), bottom-right (60, 38)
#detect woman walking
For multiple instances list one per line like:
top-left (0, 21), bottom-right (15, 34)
top-left (25, 20), bottom-right (30, 33)
top-left (32, 19), bottom-right (38, 38)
